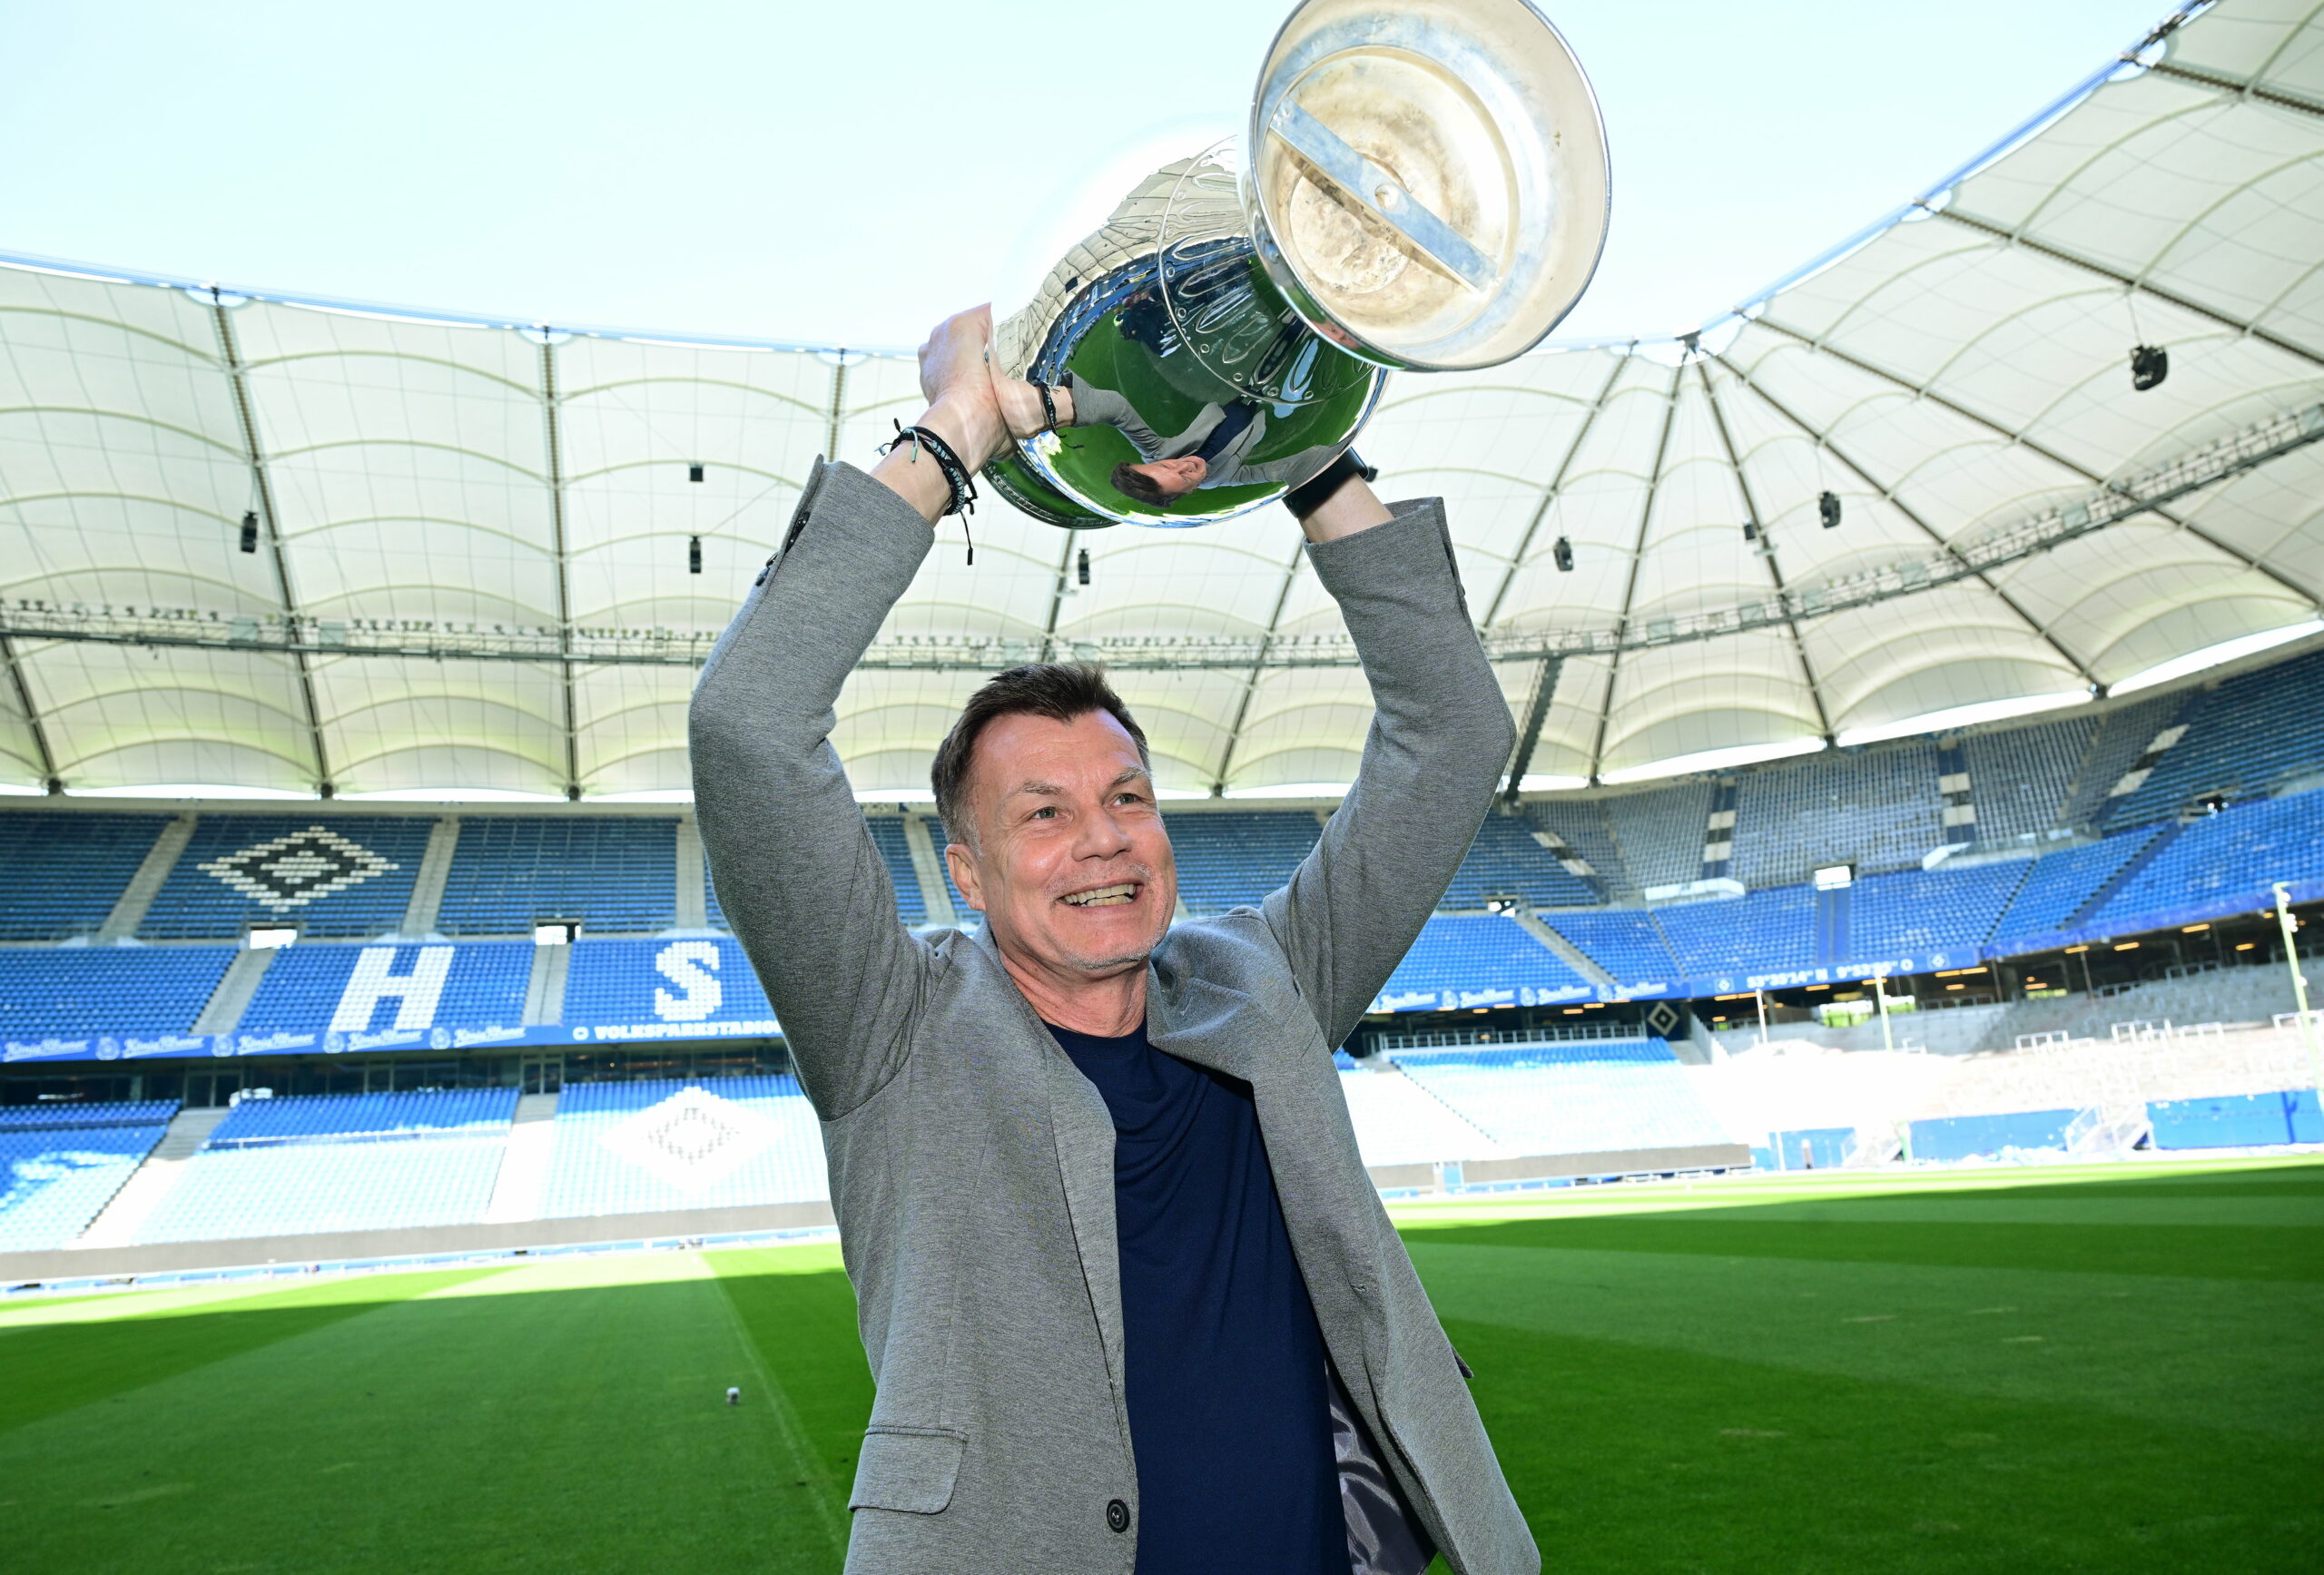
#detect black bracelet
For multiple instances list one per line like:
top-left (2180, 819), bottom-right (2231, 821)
top-left (1030, 379), bottom-right (1060, 433)
top-left (882, 419), bottom-right (980, 519)
top-left (1284, 449), bottom-right (1379, 519)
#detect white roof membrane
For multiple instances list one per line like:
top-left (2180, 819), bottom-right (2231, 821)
top-left (0, 0), bottom-right (2319, 799)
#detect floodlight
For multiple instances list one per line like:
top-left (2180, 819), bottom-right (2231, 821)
top-left (688, 535), bottom-right (703, 575)
top-left (1742, 520), bottom-right (1758, 543)
top-left (240, 511), bottom-right (259, 553)
top-left (1077, 547), bottom-right (1091, 587)
top-left (1817, 491), bottom-right (1841, 529)
top-left (688, 462), bottom-right (705, 482)
top-left (1552, 536), bottom-right (1574, 572)
top-left (2131, 344), bottom-right (2168, 391)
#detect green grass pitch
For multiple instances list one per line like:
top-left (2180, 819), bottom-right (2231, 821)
top-left (3, 1157), bottom-right (2317, 1572)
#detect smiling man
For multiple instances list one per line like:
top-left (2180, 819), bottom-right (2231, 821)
top-left (691, 307), bottom-right (1533, 1575)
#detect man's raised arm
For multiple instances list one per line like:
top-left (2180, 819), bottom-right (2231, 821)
top-left (1261, 474), bottom-right (1518, 1050)
top-left (690, 309), bottom-right (1009, 1118)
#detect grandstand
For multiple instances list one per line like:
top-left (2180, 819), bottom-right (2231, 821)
top-left (1, 0), bottom-right (2321, 1275)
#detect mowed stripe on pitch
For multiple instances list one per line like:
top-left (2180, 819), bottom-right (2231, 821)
top-left (0, 1254), bottom-right (849, 1574)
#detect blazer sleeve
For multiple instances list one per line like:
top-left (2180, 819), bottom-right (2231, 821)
top-left (1259, 500), bottom-right (1517, 1050)
top-left (1063, 375), bottom-right (1167, 459)
top-left (689, 460), bottom-right (935, 1118)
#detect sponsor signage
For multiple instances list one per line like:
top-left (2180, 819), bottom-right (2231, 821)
top-left (16, 938), bottom-right (783, 1064)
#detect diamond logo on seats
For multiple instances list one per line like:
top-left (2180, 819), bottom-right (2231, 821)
top-left (199, 825), bottom-right (399, 912)
top-left (1644, 1001), bottom-right (1683, 1039)
top-left (598, 1086), bottom-right (778, 1193)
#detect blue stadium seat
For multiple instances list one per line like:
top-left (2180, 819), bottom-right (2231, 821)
top-left (1394, 1040), bottom-right (1731, 1157)
top-left (1439, 816), bottom-right (1596, 910)
top-left (1985, 826), bottom-right (2165, 949)
top-left (142, 816), bottom-right (435, 939)
top-left (864, 818), bottom-right (928, 924)
top-left (1961, 713), bottom-right (2093, 845)
top-left (1373, 914), bottom-right (1595, 1007)
top-left (1542, 909), bottom-right (1684, 989)
top-left (1849, 863), bottom-right (2027, 963)
top-left (438, 818), bottom-right (675, 934)
top-left (2093, 790), bottom-right (2324, 930)
top-left (1654, 888), bottom-right (1816, 980)
top-left (2103, 648), bottom-right (2324, 828)
top-left (0, 1111), bottom-right (173, 1251)
top-left (0, 947), bottom-right (236, 1039)
top-left (235, 941), bottom-right (534, 1033)
top-left (535, 1075), bottom-right (826, 1216)
top-left (133, 1088), bottom-right (517, 1244)
top-left (562, 937), bottom-right (776, 1031)
top-left (205, 1088), bottom-right (516, 1145)
top-left (0, 812), bottom-right (169, 940)
top-left (1732, 740), bottom-right (1944, 888)
top-left (1167, 812), bottom-right (1321, 914)
top-left (1602, 782), bottom-right (1713, 893)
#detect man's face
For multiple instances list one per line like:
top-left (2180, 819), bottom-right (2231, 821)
top-left (946, 709), bottom-right (1177, 984)
top-left (1128, 455), bottom-right (1206, 501)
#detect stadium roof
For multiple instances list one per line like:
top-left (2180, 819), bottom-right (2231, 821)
top-left (2, 0), bottom-right (2320, 802)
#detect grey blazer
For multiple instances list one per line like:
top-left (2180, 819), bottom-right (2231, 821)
top-left (1066, 378), bottom-right (1339, 489)
top-left (691, 459), bottom-right (1536, 1575)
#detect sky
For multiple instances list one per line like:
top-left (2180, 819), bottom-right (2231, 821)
top-left (1, 0), bottom-right (2175, 349)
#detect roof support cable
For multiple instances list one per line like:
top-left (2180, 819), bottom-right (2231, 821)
top-left (1748, 316), bottom-right (2324, 605)
top-left (1695, 359), bottom-right (1836, 740)
top-left (1482, 350), bottom-right (1630, 628)
top-left (2145, 60), bottom-right (2324, 124)
top-left (1501, 655), bottom-right (1562, 807)
top-left (538, 339), bottom-right (583, 802)
top-left (2, 633), bottom-right (60, 792)
top-left (1039, 534), bottom-right (1078, 661)
top-left (1588, 359), bottom-right (1684, 782)
top-left (824, 353), bottom-right (850, 462)
top-left (1712, 349), bottom-right (2105, 687)
top-left (1211, 541), bottom-right (1306, 795)
top-left (211, 295), bottom-right (333, 796)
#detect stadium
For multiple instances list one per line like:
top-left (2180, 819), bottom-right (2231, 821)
top-left (2, 2), bottom-right (2320, 1570)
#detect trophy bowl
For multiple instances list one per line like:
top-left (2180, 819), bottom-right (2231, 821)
top-left (985, 0), bottom-right (1609, 530)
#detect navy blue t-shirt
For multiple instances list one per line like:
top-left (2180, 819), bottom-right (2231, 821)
top-left (1048, 1021), bottom-right (1348, 1575)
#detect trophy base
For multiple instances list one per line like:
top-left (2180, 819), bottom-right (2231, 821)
top-left (981, 449), bottom-right (1116, 531)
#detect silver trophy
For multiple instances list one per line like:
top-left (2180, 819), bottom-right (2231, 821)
top-left (986, 0), bottom-right (1610, 529)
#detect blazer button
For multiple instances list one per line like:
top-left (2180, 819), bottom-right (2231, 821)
top-left (1105, 1498), bottom-right (1130, 1533)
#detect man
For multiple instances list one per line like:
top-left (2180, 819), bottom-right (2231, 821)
top-left (692, 306), bottom-right (1533, 1574)
top-left (1037, 380), bottom-right (1343, 506)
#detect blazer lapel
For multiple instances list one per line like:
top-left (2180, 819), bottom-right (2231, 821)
top-left (1147, 953), bottom-right (1258, 1081)
top-left (968, 923), bottom-right (1131, 1413)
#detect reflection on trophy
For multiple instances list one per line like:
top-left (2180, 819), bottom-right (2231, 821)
top-left (986, 0), bottom-right (1610, 529)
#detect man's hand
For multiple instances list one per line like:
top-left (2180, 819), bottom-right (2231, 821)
top-left (997, 375), bottom-right (1076, 439)
top-left (874, 306), bottom-right (1011, 522)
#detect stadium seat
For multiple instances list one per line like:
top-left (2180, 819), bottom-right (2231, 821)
top-left (0, 1101), bottom-right (178, 1252)
top-left (132, 1088), bottom-right (517, 1244)
top-left (0, 813), bottom-right (170, 940)
top-left (438, 818), bottom-right (676, 935)
top-left (141, 816), bottom-right (436, 939)
top-left (1394, 1040), bottom-right (1732, 1157)
top-left (0, 947), bottom-right (237, 1039)
top-left (535, 1076), bottom-right (827, 1216)
top-left (561, 936), bottom-right (778, 1032)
